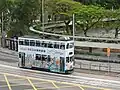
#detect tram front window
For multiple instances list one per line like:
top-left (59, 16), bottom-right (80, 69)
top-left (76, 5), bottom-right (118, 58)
top-left (66, 42), bottom-right (74, 49)
top-left (69, 43), bottom-right (74, 48)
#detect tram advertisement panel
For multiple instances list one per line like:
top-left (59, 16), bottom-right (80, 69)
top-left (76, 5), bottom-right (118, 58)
top-left (19, 46), bottom-right (65, 72)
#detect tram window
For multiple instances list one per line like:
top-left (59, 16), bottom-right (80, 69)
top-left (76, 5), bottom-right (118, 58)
top-left (36, 41), bottom-right (41, 47)
top-left (19, 40), bottom-right (24, 45)
top-left (66, 43), bottom-right (69, 49)
top-left (60, 44), bottom-right (65, 50)
top-left (66, 43), bottom-right (74, 49)
top-left (41, 42), bottom-right (47, 47)
top-left (70, 57), bottom-right (72, 62)
top-left (42, 55), bottom-right (47, 61)
top-left (19, 52), bottom-right (21, 58)
top-left (30, 40), bottom-right (35, 46)
top-left (48, 55), bottom-right (51, 62)
top-left (48, 42), bottom-right (53, 48)
top-left (36, 54), bottom-right (41, 60)
top-left (69, 52), bottom-right (73, 55)
top-left (69, 43), bottom-right (74, 48)
top-left (25, 40), bottom-right (29, 46)
top-left (66, 57), bottom-right (69, 63)
top-left (54, 43), bottom-right (59, 49)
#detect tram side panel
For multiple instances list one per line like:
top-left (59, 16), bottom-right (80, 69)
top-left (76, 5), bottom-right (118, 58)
top-left (18, 45), bottom-right (67, 73)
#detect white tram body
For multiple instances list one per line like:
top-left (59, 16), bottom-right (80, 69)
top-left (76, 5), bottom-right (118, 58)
top-left (18, 36), bottom-right (74, 73)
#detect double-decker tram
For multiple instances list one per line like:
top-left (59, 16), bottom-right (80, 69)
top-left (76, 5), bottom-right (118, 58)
top-left (18, 36), bottom-right (75, 73)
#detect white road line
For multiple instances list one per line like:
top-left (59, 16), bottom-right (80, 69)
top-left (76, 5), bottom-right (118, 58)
top-left (0, 64), bottom-right (120, 84)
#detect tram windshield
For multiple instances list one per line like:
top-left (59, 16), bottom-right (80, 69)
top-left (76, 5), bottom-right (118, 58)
top-left (66, 42), bottom-right (74, 49)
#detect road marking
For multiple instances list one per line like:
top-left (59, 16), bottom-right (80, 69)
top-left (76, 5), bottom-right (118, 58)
top-left (3, 72), bottom-right (111, 90)
top-left (0, 81), bottom-right (49, 88)
top-left (78, 85), bottom-right (84, 90)
top-left (51, 81), bottom-right (59, 88)
top-left (27, 78), bottom-right (37, 90)
top-left (0, 63), bottom-right (120, 85)
top-left (38, 86), bottom-right (75, 90)
top-left (4, 74), bottom-right (12, 90)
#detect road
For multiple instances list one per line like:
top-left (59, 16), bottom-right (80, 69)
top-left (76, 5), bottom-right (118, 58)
top-left (0, 51), bottom-right (120, 90)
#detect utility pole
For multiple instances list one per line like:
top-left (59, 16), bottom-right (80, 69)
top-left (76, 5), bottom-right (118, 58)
top-left (42, 0), bottom-right (45, 36)
top-left (1, 12), bottom-right (5, 48)
top-left (72, 14), bottom-right (75, 42)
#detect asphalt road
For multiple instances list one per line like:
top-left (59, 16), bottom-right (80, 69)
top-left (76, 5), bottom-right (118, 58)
top-left (0, 51), bottom-right (120, 90)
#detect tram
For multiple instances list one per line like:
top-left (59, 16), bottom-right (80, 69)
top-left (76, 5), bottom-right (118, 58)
top-left (18, 36), bottom-right (75, 73)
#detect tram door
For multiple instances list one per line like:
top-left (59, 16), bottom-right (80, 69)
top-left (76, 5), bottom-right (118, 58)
top-left (19, 52), bottom-right (25, 67)
top-left (60, 57), bottom-right (65, 72)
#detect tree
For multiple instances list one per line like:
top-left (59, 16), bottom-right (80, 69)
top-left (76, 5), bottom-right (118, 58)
top-left (76, 5), bottom-right (105, 37)
top-left (100, 9), bottom-right (120, 38)
top-left (47, 0), bottom-right (81, 34)
top-left (74, 0), bottom-right (120, 9)
top-left (7, 0), bottom-right (41, 37)
top-left (0, 0), bottom-right (6, 12)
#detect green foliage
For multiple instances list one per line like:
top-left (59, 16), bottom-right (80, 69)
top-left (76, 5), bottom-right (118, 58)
top-left (76, 5), bottom-right (105, 36)
top-left (6, 0), bottom-right (41, 37)
top-left (74, 0), bottom-right (120, 9)
top-left (46, 0), bottom-right (81, 34)
top-left (0, 0), bottom-right (6, 13)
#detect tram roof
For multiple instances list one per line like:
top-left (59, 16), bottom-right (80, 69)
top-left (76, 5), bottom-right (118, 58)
top-left (18, 35), bottom-right (73, 42)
